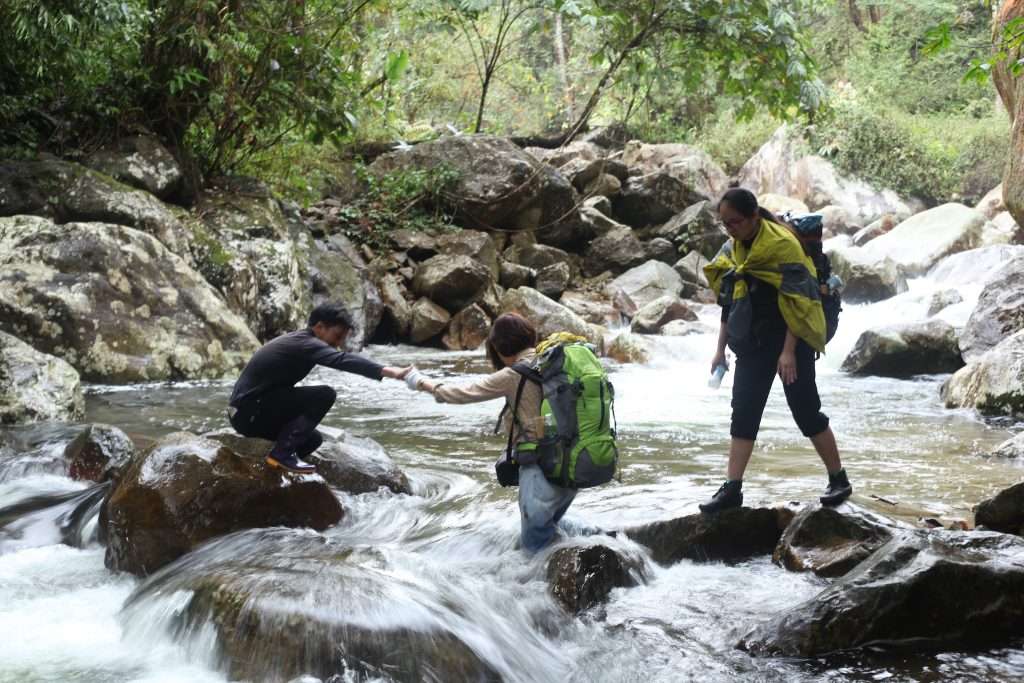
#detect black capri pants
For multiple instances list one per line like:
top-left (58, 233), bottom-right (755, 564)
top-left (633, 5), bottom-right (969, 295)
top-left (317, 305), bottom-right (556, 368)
top-left (229, 385), bottom-right (337, 458)
top-left (730, 334), bottom-right (829, 441)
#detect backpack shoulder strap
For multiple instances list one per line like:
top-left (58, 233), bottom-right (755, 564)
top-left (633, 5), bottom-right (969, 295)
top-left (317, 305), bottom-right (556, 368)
top-left (504, 373), bottom-right (530, 455)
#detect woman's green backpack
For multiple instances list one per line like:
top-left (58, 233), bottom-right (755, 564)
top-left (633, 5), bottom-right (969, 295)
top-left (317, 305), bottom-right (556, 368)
top-left (509, 334), bottom-right (618, 489)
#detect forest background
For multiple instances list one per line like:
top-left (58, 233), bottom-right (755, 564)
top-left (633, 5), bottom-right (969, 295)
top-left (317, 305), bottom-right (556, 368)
top-left (0, 0), bottom-right (1008, 210)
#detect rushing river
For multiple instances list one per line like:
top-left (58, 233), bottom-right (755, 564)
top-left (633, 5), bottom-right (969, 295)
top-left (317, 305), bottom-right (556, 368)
top-left (2, 248), bottom-right (1023, 683)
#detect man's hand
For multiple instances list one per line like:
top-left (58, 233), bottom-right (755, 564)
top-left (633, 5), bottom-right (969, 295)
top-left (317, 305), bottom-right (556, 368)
top-left (381, 365), bottom-right (413, 380)
top-left (777, 350), bottom-right (798, 385)
top-left (710, 350), bottom-right (727, 374)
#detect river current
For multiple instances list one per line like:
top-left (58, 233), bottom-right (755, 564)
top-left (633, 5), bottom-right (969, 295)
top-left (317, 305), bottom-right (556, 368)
top-left (2, 247), bottom-right (1023, 682)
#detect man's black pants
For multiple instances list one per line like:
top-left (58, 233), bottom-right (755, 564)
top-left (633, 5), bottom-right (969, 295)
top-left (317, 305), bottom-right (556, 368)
top-left (229, 385), bottom-right (337, 459)
top-left (730, 335), bottom-right (829, 441)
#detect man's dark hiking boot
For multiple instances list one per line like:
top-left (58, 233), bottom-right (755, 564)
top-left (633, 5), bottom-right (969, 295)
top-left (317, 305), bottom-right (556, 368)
top-left (266, 453), bottom-right (317, 474)
top-left (820, 469), bottom-right (852, 506)
top-left (699, 480), bottom-right (743, 514)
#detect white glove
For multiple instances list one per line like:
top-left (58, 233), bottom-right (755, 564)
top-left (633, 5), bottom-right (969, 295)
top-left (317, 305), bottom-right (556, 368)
top-left (404, 367), bottom-right (425, 391)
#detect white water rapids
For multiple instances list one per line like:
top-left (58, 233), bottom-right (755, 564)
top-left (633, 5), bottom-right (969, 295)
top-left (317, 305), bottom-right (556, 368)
top-left (1, 245), bottom-right (1023, 682)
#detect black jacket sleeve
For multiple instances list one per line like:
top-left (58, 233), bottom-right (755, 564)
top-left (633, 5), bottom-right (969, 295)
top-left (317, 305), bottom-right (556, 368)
top-left (306, 338), bottom-right (385, 380)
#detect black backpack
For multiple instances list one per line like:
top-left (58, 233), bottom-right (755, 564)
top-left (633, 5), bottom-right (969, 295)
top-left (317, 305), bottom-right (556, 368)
top-left (780, 212), bottom-right (841, 343)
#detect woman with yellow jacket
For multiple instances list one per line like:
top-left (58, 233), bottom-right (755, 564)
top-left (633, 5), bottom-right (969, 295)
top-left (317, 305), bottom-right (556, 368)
top-left (700, 188), bottom-right (852, 513)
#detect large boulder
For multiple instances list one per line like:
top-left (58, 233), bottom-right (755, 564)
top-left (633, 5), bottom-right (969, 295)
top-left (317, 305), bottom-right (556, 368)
top-left (626, 507), bottom-right (795, 565)
top-left (83, 135), bottom-right (184, 201)
top-left (105, 432), bottom-right (343, 576)
top-left (605, 333), bottom-right (653, 364)
top-left (942, 329), bottom-right (1024, 417)
top-left (975, 482), bottom-right (1024, 535)
top-left (126, 530), bottom-right (499, 682)
top-left (194, 185), bottom-right (314, 341)
top-left (630, 296), bottom-right (697, 334)
top-left (64, 424), bottom-right (135, 483)
top-left (959, 255), bottom-right (1024, 361)
top-left (606, 261), bottom-right (685, 317)
top-left (0, 330), bottom-right (84, 424)
top-left (583, 226), bottom-right (646, 276)
top-left (738, 125), bottom-right (913, 225)
top-left (773, 505), bottom-right (895, 578)
top-left (579, 204), bottom-right (627, 236)
top-left (0, 159), bottom-right (191, 257)
top-left (647, 200), bottom-right (726, 259)
top-left (643, 237), bottom-right (678, 265)
top-left (841, 320), bottom-right (964, 378)
top-left (859, 203), bottom-right (1008, 276)
top-left (409, 298), bottom-right (451, 344)
top-left (498, 259), bottom-right (535, 289)
top-left (613, 173), bottom-right (706, 229)
top-left (374, 273), bottom-right (412, 341)
top-left (977, 184), bottom-right (1006, 219)
top-left (442, 303), bottom-right (491, 351)
top-left (499, 287), bottom-right (595, 342)
top-left (436, 229), bottom-right (499, 279)
top-left (308, 234), bottom-right (382, 349)
top-left (546, 544), bottom-right (640, 613)
top-left (620, 141), bottom-right (729, 203)
top-left (370, 135), bottom-right (576, 231)
top-left (559, 291), bottom-right (620, 327)
top-left (0, 216), bottom-right (258, 383)
top-left (411, 254), bottom-right (493, 313)
top-left (827, 247), bottom-right (907, 303)
top-left (206, 430), bottom-right (411, 495)
top-left (740, 530), bottom-right (1024, 656)
top-left (502, 243), bottom-right (572, 272)
top-left (989, 432), bottom-right (1024, 459)
top-left (673, 250), bottom-right (711, 289)
top-left (758, 194), bottom-right (809, 217)
top-left (535, 262), bottom-right (571, 300)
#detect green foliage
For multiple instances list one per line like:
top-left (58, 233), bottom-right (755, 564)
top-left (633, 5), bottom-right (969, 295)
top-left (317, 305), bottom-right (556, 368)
top-left (687, 109), bottom-right (781, 175)
top-left (808, 97), bottom-right (1008, 204)
top-left (337, 165), bottom-right (461, 250)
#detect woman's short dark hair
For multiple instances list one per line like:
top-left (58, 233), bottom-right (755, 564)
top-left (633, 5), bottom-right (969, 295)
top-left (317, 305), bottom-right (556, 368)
top-left (719, 187), bottom-right (782, 225)
top-left (486, 313), bottom-right (538, 370)
top-left (308, 302), bottom-right (355, 330)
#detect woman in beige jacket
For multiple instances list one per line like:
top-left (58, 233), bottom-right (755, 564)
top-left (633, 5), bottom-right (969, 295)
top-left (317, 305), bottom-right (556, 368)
top-left (410, 313), bottom-right (577, 552)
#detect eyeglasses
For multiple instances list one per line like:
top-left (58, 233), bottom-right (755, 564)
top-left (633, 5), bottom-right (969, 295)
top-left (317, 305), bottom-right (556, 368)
top-left (718, 216), bottom-right (746, 229)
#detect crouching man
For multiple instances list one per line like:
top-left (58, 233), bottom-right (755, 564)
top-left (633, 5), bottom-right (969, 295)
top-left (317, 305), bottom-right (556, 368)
top-left (228, 302), bottom-right (410, 473)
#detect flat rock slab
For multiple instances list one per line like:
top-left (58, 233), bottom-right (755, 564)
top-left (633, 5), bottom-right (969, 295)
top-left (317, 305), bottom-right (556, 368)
top-left (773, 504), bottom-right (895, 578)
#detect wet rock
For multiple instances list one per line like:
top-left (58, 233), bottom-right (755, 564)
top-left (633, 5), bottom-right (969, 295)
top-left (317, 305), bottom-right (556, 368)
top-left (64, 424), bottom-right (135, 483)
top-left (959, 255), bottom-right (1024, 362)
top-left (583, 226), bottom-right (646, 276)
top-left (309, 234), bottom-right (382, 348)
top-left (409, 298), bottom-right (451, 344)
top-left (738, 125), bottom-right (913, 225)
top-left (0, 215), bottom-right (258, 383)
top-left (605, 333), bottom-right (651, 364)
top-left (0, 330), bottom-right (84, 424)
top-left (500, 287), bottom-right (595, 342)
top-left (643, 237), bottom-right (678, 265)
top-left (437, 229), bottom-right (499, 279)
top-left (975, 482), bottom-right (1024, 535)
top-left (626, 507), bottom-right (795, 565)
top-left (498, 259), bottom-right (535, 289)
top-left (0, 158), bottom-right (191, 256)
top-left (621, 141), bottom-right (728, 204)
top-left (207, 431), bottom-right (411, 495)
top-left (860, 203), bottom-right (1008, 276)
top-left (547, 544), bottom-right (639, 613)
top-left (371, 135), bottom-right (575, 231)
top-left (535, 262), bottom-right (571, 300)
top-left (773, 505), bottom-right (895, 578)
top-left (827, 248), bottom-right (907, 303)
top-left (926, 289), bottom-right (964, 317)
top-left (630, 296), bottom-right (696, 334)
top-left (942, 329), bottom-right (1024, 417)
top-left (606, 261), bottom-right (684, 317)
top-left (105, 432), bottom-right (342, 576)
top-left (989, 432), bottom-right (1024, 459)
top-left (442, 304), bottom-right (492, 351)
top-left (673, 250), bottom-right (711, 288)
top-left (128, 530), bottom-right (499, 682)
top-left (841, 320), bottom-right (964, 378)
top-left (503, 243), bottom-right (572, 272)
top-left (375, 274), bottom-right (412, 340)
top-left (758, 194), bottom-right (809, 216)
top-left (83, 135), bottom-right (183, 200)
top-left (660, 320), bottom-right (714, 337)
top-left (740, 530), bottom-right (1024, 657)
top-left (389, 229), bottom-right (438, 261)
top-left (411, 254), bottom-right (493, 313)
top-left (559, 291), bottom-right (620, 327)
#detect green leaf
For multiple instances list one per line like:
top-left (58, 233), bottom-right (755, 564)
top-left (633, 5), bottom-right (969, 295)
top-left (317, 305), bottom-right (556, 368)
top-left (386, 50), bottom-right (410, 82)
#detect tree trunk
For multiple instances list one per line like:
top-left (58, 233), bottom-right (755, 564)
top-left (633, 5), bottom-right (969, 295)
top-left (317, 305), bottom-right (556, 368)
top-left (553, 11), bottom-right (572, 123)
top-left (473, 70), bottom-right (493, 134)
top-left (847, 0), bottom-right (866, 32)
